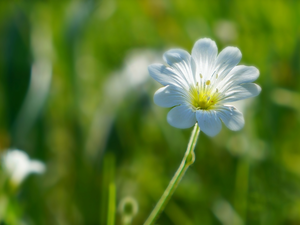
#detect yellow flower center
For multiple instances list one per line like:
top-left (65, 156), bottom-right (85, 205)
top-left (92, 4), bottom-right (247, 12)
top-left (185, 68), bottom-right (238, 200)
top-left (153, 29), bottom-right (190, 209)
top-left (189, 80), bottom-right (221, 110)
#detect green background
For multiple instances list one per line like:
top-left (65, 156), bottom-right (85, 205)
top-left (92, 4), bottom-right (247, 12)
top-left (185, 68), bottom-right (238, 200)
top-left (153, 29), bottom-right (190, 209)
top-left (0, 0), bottom-right (300, 224)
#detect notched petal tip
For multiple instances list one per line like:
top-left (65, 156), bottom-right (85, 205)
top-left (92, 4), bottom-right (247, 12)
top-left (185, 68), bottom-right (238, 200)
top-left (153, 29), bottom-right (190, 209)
top-left (215, 46), bottom-right (243, 79)
top-left (252, 66), bottom-right (260, 76)
top-left (194, 37), bottom-right (217, 47)
top-left (246, 66), bottom-right (260, 82)
top-left (153, 85), bottom-right (184, 108)
top-left (147, 63), bottom-right (171, 86)
top-left (192, 38), bottom-right (218, 53)
top-left (255, 84), bottom-right (262, 96)
top-left (220, 46), bottom-right (242, 59)
top-left (244, 83), bottom-right (261, 97)
top-left (244, 66), bottom-right (260, 82)
top-left (148, 63), bottom-right (161, 73)
top-left (163, 49), bottom-right (191, 65)
top-left (231, 46), bottom-right (242, 58)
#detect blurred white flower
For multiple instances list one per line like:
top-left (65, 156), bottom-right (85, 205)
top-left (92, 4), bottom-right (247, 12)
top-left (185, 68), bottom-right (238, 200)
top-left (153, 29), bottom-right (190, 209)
top-left (105, 49), bottom-right (161, 101)
top-left (214, 20), bottom-right (237, 44)
top-left (85, 49), bottom-right (161, 158)
top-left (1, 149), bottom-right (45, 186)
top-left (149, 38), bottom-right (261, 136)
top-left (212, 199), bottom-right (244, 225)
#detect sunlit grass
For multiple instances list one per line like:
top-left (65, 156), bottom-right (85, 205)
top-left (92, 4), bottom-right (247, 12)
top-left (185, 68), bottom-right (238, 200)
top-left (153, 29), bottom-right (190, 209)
top-left (0, 0), bottom-right (300, 224)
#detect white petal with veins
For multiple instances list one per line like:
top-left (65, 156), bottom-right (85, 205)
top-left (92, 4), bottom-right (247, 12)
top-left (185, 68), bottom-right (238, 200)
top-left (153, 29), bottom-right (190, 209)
top-left (192, 38), bottom-right (218, 81)
top-left (163, 49), bottom-right (196, 85)
top-left (154, 85), bottom-right (187, 108)
top-left (222, 83), bottom-right (261, 103)
top-left (196, 110), bottom-right (222, 137)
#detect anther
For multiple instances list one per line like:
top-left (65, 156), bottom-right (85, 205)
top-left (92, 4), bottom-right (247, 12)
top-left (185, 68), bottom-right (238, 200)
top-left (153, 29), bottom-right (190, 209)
top-left (206, 80), bottom-right (211, 85)
top-left (200, 73), bottom-right (203, 79)
top-left (216, 74), bottom-right (219, 79)
top-left (216, 88), bottom-right (218, 93)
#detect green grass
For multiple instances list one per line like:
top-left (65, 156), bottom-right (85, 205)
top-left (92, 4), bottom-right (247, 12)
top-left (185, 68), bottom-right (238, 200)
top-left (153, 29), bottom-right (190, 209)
top-left (0, 0), bottom-right (300, 224)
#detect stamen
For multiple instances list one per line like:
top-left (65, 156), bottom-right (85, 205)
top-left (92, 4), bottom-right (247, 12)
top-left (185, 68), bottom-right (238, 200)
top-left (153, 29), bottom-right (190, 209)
top-left (189, 79), bottom-right (221, 110)
top-left (200, 73), bottom-right (203, 79)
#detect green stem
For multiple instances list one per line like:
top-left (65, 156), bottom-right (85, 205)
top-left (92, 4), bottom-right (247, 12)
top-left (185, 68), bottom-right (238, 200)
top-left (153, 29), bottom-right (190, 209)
top-left (144, 124), bottom-right (200, 225)
top-left (107, 182), bottom-right (116, 225)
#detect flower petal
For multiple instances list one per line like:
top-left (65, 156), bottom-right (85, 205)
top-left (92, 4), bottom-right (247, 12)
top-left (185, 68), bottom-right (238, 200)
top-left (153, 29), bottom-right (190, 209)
top-left (154, 85), bottom-right (187, 108)
top-left (30, 160), bottom-right (46, 174)
top-left (167, 105), bottom-right (196, 129)
top-left (216, 106), bottom-right (244, 131)
top-left (217, 65), bottom-right (260, 92)
top-left (222, 83), bottom-right (261, 103)
top-left (191, 38), bottom-right (218, 81)
top-left (163, 49), bottom-right (195, 86)
top-left (148, 63), bottom-right (189, 88)
top-left (215, 47), bottom-right (242, 80)
top-left (196, 110), bottom-right (222, 137)
top-left (228, 65), bottom-right (259, 84)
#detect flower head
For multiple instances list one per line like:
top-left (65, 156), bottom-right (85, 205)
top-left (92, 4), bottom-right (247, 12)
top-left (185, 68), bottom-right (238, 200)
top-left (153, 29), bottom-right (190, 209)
top-left (1, 149), bottom-right (46, 186)
top-left (149, 38), bottom-right (261, 136)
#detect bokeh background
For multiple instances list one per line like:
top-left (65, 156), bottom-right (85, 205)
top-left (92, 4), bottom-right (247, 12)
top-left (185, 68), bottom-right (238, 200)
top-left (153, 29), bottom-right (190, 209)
top-left (0, 0), bottom-right (300, 224)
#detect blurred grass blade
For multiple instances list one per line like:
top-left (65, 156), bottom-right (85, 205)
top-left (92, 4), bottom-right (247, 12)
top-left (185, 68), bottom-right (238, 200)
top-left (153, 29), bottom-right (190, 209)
top-left (107, 182), bottom-right (116, 225)
top-left (12, 14), bottom-right (53, 145)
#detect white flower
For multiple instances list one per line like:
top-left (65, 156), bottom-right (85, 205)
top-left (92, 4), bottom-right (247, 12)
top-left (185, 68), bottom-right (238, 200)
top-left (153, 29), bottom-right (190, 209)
top-left (104, 49), bottom-right (160, 102)
top-left (149, 38), bottom-right (261, 136)
top-left (1, 149), bottom-right (46, 186)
